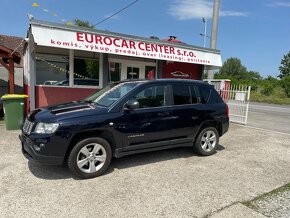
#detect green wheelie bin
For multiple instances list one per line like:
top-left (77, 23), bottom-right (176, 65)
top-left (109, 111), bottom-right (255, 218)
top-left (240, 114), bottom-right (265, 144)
top-left (1, 94), bottom-right (28, 130)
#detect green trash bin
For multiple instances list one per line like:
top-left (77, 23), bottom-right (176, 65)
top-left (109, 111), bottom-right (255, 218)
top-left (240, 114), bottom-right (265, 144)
top-left (1, 94), bottom-right (28, 130)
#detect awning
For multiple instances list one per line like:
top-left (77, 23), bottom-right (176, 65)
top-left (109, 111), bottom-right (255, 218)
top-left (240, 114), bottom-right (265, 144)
top-left (30, 20), bottom-right (222, 67)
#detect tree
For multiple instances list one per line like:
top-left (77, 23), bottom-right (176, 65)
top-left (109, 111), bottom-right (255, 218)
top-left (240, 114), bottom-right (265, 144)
top-left (73, 19), bottom-right (92, 28)
top-left (214, 58), bottom-right (262, 86)
top-left (219, 57), bottom-right (247, 76)
top-left (278, 51), bottom-right (290, 79)
top-left (281, 76), bottom-right (290, 97)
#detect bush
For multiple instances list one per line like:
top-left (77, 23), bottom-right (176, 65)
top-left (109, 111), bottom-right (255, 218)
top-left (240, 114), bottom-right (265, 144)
top-left (250, 90), bottom-right (290, 104)
top-left (281, 76), bottom-right (290, 97)
top-left (261, 84), bottom-right (274, 96)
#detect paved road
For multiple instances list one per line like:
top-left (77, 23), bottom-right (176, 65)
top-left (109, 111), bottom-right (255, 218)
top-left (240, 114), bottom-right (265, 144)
top-left (1, 124), bottom-right (290, 217)
top-left (247, 102), bottom-right (290, 134)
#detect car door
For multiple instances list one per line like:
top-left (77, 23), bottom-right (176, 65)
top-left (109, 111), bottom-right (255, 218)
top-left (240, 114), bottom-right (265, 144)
top-left (169, 83), bottom-right (204, 144)
top-left (121, 84), bottom-right (172, 151)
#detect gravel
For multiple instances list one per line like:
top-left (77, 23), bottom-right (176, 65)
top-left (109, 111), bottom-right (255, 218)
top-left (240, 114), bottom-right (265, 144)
top-left (1, 124), bottom-right (290, 218)
top-left (249, 189), bottom-right (290, 218)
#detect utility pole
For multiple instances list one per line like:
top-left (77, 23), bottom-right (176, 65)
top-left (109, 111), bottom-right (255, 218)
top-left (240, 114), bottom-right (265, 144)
top-left (207, 0), bottom-right (220, 80)
top-left (210, 0), bottom-right (220, 50)
top-left (202, 17), bottom-right (207, 47)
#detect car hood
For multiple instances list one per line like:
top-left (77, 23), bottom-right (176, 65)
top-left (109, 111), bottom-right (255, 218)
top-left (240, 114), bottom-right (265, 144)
top-left (27, 101), bottom-right (109, 123)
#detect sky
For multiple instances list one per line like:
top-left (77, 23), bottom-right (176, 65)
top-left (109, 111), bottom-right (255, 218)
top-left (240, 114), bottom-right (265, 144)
top-left (1, 0), bottom-right (290, 78)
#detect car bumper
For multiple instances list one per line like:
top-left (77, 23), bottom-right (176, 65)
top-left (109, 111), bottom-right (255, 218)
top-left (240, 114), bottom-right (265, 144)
top-left (19, 134), bottom-right (64, 165)
top-left (221, 118), bottom-right (230, 136)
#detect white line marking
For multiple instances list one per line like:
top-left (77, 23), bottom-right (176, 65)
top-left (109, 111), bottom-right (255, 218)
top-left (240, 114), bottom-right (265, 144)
top-left (235, 124), bottom-right (290, 136)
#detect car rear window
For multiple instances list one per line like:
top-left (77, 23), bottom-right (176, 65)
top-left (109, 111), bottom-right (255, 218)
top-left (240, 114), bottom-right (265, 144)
top-left (199, 86), bottom-right (211, 104)
top-left (198, 85), bottom-right (224, 104)
top-left (208, 89), bottom-right (224, 104)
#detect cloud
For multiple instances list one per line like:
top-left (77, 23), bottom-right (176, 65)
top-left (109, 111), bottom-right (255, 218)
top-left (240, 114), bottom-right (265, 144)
top-left (267, 2), bottom-right (290, 7)
top-left (168, 0), bottom-right (248, 20)
top-left (220, 11), bottom-right (248, 17)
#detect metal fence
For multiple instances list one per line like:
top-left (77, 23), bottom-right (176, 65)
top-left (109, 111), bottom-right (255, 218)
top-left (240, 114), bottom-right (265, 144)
top-left (211, 83), bottom-right (251, 125)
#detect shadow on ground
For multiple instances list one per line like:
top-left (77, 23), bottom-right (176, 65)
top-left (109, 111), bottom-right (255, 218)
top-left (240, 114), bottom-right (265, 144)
top-left (28, 144), bottom-right (225, 180)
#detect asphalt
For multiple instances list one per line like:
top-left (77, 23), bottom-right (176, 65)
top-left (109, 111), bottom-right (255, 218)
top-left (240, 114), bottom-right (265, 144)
top-left (0, 123), bottom-right (290, 218)
top-left (248, 102), bottom-right (290, 134)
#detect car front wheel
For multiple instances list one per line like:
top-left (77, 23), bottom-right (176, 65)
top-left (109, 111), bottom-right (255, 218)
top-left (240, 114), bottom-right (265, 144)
top-left (194, 127), bottom-right (219, 156)
top-left (68, 137), bottom-right (112, 179)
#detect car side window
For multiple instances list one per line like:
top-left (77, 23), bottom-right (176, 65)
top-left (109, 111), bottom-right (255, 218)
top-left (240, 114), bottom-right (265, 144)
top-left (134, 85), bottom-right (166, 108)
top-left (172, 84), bottom-right (191, 105)
top-left (199, 86), bottom-right (211, 104)
top-left (190, 86), bottom-right (198, 104)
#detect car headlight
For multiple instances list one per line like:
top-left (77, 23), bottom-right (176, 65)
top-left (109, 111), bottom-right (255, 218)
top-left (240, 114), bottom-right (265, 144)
top-left (34, 122), bottom-right (59, 134)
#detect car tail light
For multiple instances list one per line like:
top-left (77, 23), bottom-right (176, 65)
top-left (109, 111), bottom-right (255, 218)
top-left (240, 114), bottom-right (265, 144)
top-left (226, 104), bottom-right (229, 118)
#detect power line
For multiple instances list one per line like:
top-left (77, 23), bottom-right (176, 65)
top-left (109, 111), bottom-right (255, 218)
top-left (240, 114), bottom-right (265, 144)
top-left (91, 0), bottom-right (140, 27)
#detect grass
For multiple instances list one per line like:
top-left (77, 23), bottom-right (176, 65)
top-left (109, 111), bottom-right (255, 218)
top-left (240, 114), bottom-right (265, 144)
top-left (250, 91), bottom-right (290, 105)
top-left (241, 183), bottom-right (290, 209)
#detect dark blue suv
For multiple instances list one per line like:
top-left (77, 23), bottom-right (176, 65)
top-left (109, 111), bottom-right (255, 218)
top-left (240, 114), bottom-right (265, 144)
top-left (20, 79), bottom-right (229, 179)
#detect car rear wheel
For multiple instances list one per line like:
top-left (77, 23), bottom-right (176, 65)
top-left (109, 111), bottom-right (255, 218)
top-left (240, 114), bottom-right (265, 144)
top-left (68, 137), bottom-right (112, 179)
top-left (194, 127), bottom-right (219, 156)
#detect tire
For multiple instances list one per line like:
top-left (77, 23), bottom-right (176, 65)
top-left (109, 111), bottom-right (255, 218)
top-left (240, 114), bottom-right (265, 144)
top-left (68, 137), bottom-right (112, 179)
top-left (194, 127), bottom-right (219, 156)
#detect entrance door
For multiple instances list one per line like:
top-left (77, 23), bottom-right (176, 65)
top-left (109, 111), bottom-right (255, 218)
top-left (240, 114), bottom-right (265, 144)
top-left (127, 66), bottom-right (140, 79)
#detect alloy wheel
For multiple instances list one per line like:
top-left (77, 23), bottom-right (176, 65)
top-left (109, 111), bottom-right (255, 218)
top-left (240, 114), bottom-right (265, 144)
top-left (200, 130), bottom-right (217, 152)
top-left (76, 143), bottom-right (107, 173)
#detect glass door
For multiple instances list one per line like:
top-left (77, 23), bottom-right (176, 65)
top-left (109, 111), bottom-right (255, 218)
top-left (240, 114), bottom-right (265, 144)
top-left (127, 67), bottom-right (140, 79)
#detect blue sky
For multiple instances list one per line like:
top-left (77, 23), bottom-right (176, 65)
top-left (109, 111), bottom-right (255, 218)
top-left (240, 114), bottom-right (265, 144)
top-left (1, 0), bottom-right (290, 77)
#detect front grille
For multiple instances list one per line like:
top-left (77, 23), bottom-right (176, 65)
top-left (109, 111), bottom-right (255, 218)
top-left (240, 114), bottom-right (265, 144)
top-left (23, 119), bottom-right (34, 135)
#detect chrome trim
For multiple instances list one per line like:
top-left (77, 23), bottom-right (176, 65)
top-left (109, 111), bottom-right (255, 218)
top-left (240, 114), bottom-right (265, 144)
top-left (23, 119), bottom-right (34, 135)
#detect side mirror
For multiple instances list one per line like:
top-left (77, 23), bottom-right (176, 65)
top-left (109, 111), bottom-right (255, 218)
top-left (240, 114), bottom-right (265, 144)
top-left (126, 99), bottom-right (140, 110)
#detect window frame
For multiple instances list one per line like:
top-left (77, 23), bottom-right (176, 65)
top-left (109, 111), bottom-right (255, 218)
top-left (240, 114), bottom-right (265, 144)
top-left (35, 52), bottom-right (101, 89)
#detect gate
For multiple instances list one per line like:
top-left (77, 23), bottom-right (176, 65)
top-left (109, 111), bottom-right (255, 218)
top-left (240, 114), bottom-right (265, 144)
top-left (208, 81), bottom-right (251, 125)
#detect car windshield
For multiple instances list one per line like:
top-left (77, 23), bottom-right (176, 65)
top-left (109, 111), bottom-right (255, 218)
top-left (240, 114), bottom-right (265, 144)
top-left (85, 81), bottom-right (140, 107)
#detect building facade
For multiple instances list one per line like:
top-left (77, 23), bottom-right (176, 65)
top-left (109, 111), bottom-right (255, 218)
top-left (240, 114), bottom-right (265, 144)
top-left (24, 19), bottom-right (222, 111)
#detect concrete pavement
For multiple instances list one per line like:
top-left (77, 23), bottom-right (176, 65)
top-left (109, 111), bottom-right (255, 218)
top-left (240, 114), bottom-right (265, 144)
top-left (0, 124), bottom-right (290, 217)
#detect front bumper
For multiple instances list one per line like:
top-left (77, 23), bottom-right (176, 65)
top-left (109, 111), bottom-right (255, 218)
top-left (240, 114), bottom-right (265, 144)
top-left (19, 134), bottom-right (64, 165)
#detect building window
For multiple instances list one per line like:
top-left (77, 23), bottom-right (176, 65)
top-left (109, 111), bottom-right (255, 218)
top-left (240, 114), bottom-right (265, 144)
top-left (35, 54), bottom-right (99, 87)
top-left (72, 58), bottom-right (99, 86)
top-left (35, 54), bottom-right (68, 86)
top-left (145, 66), bottom-right (156, 79)
top-left (127, 67), bottom-right (140, 79)
top-left (109, 62), bottom-right (121, 82)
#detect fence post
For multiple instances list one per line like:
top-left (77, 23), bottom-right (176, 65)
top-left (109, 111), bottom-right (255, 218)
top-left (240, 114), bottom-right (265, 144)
top-left (244, 86), bottom-right (251, 125)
